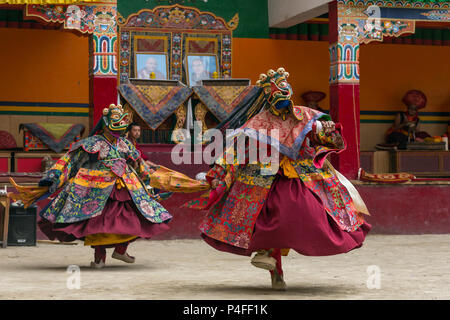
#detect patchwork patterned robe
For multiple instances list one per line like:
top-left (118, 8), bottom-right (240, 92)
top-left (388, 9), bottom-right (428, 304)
top-left (40, 135), bottom-right (172, 224)
top-left (195, 107), bottom-right (367, 249)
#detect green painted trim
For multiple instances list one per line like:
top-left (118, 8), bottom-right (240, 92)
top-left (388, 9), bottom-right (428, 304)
top-left (361, 119), bottom-right (449, 124)
top-left (0, 9), bottom-right (35, 22)
top-left (298, 24), bottom-right (308, 35)
top-left (360, 120), bottom-right (395, 124)
top-left (287, 25), bottom-right (297, 34)
top-left (414, 120), bottom-right (450, 124)
top-left (270, 23), bottom-right (449, 42)
top-left (117, 0), bottom-right (269, 39)
top-left (319, 23), bottom-right (329, 35)
top-left (309, 23), bottom-right (319, 35)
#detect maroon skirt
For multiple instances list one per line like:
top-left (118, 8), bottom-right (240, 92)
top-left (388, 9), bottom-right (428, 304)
top-left (39, 186), bottom-right (170, 244)
top-left (202, 174), bottom-right (371, 256)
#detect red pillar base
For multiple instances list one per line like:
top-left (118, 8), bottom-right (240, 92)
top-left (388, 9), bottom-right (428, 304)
top-left (329, 83), bottom-right (361, 179)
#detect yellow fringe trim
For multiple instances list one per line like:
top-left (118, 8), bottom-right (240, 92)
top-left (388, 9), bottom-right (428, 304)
top-left (84, 234), bottom-right (138, 246)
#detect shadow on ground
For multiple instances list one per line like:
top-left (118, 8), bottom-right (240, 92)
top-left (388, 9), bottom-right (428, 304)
top-left (175, 283), bottom-right (361, 297)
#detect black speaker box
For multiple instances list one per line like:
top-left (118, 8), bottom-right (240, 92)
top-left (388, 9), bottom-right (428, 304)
top-left (7, 205), bottom-right (37, 246)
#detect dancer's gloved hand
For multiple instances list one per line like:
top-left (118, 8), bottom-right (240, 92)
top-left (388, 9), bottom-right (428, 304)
top-left (211, 179), bottom-right (220, 189)
top-left (39, 170), bottom-right (61, 194)
top-left (38, 178), bottom-right (58, 194)
top-left (150, 192), bottom-right (173, 201)
top-left (38, 179), bottom-right (52, 187)
top-left (158, 192), bottom-right (173, 201)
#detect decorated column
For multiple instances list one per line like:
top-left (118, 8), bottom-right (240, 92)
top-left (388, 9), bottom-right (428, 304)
top-left (328, 0), bottom-right (420, 178)
top-left (87, 2), bottom-right (118, 129)
top-left (328, 0), bottom-right (361, 179)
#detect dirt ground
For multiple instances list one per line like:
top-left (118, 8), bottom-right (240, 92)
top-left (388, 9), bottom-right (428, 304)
top-left (0, 234), bottom-right (449, 300)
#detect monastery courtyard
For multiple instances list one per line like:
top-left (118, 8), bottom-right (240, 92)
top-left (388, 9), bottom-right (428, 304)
top-left (0, 234), bottom-right (449, 300)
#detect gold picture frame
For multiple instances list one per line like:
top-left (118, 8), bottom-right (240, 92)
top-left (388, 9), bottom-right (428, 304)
top-left (185, 54), bottom-right (219, 86)
top-left (134, 52), bottom-right (169, 80)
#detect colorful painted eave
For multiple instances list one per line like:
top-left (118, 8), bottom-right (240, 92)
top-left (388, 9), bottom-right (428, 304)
top-left (337, 0), bottom-right (449, 9)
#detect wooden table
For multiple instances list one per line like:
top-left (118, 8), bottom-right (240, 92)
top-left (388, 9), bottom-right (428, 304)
top-left (0, 193), bottom-right (10, 248)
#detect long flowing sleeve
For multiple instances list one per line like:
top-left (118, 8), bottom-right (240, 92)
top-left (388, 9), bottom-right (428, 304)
top-left (39, 148), bottom-right (85, 191)
top-left (137, 158), bottom-right (210, 193)
top-left (9, 148), bottom-right (85, 208)
top-left (307, 122), bottom-right (346, 168)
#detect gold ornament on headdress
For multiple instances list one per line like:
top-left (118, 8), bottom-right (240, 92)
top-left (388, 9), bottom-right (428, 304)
top-left (255, 67), bottom-right (293, 121)
top-left (103, 103), bottom-right (124, 116)
top-left (256, 67), bottom-right (290, 87)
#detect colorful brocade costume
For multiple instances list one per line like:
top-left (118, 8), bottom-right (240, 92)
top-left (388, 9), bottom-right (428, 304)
top-left (10, 103), bottom-right (208, 268)
top-left (39, 134), bottom-right (172, 233)
top-left (194, 105), bottom-right (370, 251)
top-left (187, 67), bottom-right (371, 290)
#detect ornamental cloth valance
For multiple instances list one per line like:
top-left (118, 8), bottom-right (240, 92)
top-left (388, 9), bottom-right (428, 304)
top-left (118, 83), bottom-right (193, 131)
top-left (192, 85), bottom-right (260, 122)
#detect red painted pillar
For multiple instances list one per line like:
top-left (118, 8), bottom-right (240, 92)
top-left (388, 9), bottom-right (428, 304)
top-left (329, 84), bottom-right (361, 177)
top-left (89, 76), bottom-right (117, 130)
top-left (328, 1), bottom-right (361, 179)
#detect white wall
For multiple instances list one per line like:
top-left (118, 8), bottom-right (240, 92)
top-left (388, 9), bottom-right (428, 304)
top-left (268, 0), bottom-right (331, 28)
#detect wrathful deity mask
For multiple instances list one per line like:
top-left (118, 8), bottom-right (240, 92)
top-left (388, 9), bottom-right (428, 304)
top-left (256, 67), bottom-right (293, 120)
top-left (102, 104), bottom-right (130, 132)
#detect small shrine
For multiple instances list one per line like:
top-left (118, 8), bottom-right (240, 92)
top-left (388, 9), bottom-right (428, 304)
top-left (116, 5), bottom-right (259, 144)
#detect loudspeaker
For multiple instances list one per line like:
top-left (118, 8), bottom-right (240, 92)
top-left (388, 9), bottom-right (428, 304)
top-left (7, 205), bottom-right (36, 246)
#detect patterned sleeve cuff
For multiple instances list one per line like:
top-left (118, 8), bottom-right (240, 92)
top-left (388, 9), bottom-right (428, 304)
top-left (315, 120), bottom-right (323, 133)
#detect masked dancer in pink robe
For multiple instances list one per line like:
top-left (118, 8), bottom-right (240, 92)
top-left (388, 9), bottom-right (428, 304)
top-left (187, 68), bottom-right (371, 290)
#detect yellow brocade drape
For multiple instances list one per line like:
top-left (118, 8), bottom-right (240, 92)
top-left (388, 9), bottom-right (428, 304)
top-left (8, 177), bottom-right (48, 208)
top-left (84, 234), bottom-right (137, 246)
top-left (149, 165), bottom-right (210, 193)
top-left (280, 156), bottom-right (300, 179)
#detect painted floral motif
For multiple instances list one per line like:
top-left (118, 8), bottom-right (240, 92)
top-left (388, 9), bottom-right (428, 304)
top-left (292, 159), bottom-right (363, 232)
top-left (159, 211), bottom-right (173, 221)
top-left (209, 224), bottom-right (227, 241)
top-left (82, 200), bottom-right (101, 216)
top-left (233, 233), bottom-right (251, 248)
top-left (200, 177), bottom-right (269, 249)
top-left (117, 139), bottom-right (130, 153)
top-left (91, 140), bottom-right (110, 159)
top-left (26, 4), bottom-right (117, 35)
top-left (230, 200), bottom-right (247, 224)
top-left (73, 183), bottom-right (89, 198)
top-left (102, 158), bottom-right (127, 177)
top-left (139, 200), bottom-right (156, 217)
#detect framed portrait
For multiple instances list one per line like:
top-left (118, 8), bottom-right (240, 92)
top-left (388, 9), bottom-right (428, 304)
top-left (135, 53), bottom-right (168, 80)
top-left (185, 54), bottom-right (219, 86)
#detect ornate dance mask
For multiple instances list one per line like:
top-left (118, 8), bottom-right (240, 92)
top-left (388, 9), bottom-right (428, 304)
top-left (102, 104), bottom-right (130, 132)
top-left (256, 67), bottom-right (293, 120)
